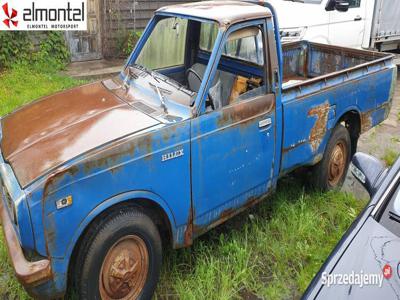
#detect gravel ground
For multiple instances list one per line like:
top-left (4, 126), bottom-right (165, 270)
top-left (342, 71), bottom-right (400, 199)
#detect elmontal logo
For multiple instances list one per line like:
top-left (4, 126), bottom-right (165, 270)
top-left (0, 0), bottom-right (87, 31)
top-left (2, 3), bottom-right (18, 28)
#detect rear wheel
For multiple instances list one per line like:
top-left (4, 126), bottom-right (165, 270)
top-left (74, 206), bottom-right (162, 300)
top-left (312, 124), bottom-right (351, 191)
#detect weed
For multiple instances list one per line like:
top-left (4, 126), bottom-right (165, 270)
top-left (382, 148), bottom-right (400, 167)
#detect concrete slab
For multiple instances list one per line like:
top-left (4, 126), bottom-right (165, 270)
top-left (63, 59), bottom-right (125, 80)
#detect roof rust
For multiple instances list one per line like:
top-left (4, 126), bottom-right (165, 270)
top-left (156, 1), bottom-right (271, 27)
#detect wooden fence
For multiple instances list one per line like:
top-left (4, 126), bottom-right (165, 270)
top-left (101, 0), bottom-right (194, 57)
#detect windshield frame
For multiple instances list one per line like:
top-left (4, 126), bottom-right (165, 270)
top-left (124, 13), bottom-right (223, 116)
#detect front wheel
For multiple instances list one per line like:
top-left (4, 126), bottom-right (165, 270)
top-left (74, 206), bottom-right (162, 300)
top-left (312, 124), bottom-right (351, 191)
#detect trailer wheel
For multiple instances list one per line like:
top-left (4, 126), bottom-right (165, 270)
top-left (312, 124), bottom-right (351, 191)
top-left (74, 206), bottom-right (162, 300)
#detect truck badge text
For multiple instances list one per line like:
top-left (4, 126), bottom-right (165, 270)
top-left (162, 149), bottom-right (184, 162)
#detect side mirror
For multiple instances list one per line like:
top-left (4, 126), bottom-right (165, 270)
top-left (325, 0), bottom-right (349, 12)
top-left (350, 152), bottom-right (387, 196)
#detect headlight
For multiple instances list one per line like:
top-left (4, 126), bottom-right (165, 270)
top-left (280, 27), bottom-right (307, 42)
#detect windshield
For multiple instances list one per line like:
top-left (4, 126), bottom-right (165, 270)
top-left (117, 16), bottom-right (197, 109)
top-left (136, 17), bottom-right (188, 70)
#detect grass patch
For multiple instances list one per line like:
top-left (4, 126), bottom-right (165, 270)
top-left (155, 180), bottom-right (366, 299)
top-left (382, 148), bottom-right (400, 167)
top-left (0, 66), bottom-right (367, 299)
top-left (0, 64), bottom-right (85, 116)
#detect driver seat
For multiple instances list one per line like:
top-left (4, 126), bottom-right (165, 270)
top-left (187, 63), bottom-right (235, 109)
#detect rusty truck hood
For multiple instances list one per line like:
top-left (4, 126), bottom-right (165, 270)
top-left (0, 82), bottom-right (160, 187)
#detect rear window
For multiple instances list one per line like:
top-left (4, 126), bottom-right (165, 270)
top-left (199, 23), bottom-right (264, 65)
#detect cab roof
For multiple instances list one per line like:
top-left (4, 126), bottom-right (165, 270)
top-left (156, 1), bottom-right (272, 27)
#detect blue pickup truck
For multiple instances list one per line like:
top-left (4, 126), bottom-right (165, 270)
top-left (0, 1), bottom-right (397, 299)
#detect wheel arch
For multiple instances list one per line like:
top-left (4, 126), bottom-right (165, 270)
top-left (336, 108), bottom-right (361, 156)
top-left (65, 190), bottom-right (176, 288)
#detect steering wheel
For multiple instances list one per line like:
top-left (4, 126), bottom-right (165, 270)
top-left (186, 68), bottom-right (215, 110)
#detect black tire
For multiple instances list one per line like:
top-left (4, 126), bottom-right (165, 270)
top-left (312, 124), bottom-right (351, 191)
top-left (73, 206), bottom-right (162, 300)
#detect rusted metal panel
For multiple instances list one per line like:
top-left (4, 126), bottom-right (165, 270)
top-left (0, 200), bottom-right (52, 287)
top-left (281, 41), bottom-right (393, 90)
top-left (157, 1), bottom-right (272, 28)
top-left (190, 92), bottom-right (276, 241)
top-left (1, 82), bottom-right (160, 187)
top-left (308, 101), bottom-right (330, 152)
top-left (280, 40), bottom-right (395, 174)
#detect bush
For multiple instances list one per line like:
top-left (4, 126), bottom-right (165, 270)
top-left (0, 31), bottom-right (70, 71)
top-left (35, 32), bottom-right (70, 70)
top-left (124, 30), bottom-right (142, 57)
top-left (0, 32), bottom-right (32, 69)
top-left (116, 30), bottom-right (142, 58)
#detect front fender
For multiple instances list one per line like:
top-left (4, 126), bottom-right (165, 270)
top-left (65, 190), bottom-right (177, 262)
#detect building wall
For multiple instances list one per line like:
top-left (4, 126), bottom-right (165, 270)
top-left (101, 0), bottom-right (193, 57)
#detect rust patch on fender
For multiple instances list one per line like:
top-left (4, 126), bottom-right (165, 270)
top-left (360, 110), bottom-right (373, 133)
top-left (0, 200), bottom-right (52, 287)
top-left (308, 102), bottom-right (330, 152)
top-left (183, 204), bottom-right (194, 247)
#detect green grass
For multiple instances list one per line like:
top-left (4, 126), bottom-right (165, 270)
top-left (154, 181), bottom-right (366, 299)
top-left (382, 148), bottom-right (400, 167)
top-left (0, 64), bottom-right (85, 116)
top-left (0, 66), bottom-right (367, 299)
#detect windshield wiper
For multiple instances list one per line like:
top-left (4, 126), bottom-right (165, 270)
top-left (123, 66), bottom-right (140, 91)
top-left (149, 82), bottom-right (168, 113)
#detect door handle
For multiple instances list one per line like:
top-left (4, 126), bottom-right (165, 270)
top-left (354, 15), bottom-right (362, 21)
top-left (259, 118), bottom-right (272, 129)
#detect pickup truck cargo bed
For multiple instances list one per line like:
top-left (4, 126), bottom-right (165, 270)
top-left (280, 41), bottom-right (396, 173)
top-left (282, 41), bottom-right (392, 87)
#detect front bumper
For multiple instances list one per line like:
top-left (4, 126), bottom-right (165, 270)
top-left (0, 194), bottom-right (52, 287)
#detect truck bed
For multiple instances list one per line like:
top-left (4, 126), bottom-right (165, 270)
top-left (279, 41), bottom-right (396, 174)
top-left (281, 41), bottom-right (390, 88)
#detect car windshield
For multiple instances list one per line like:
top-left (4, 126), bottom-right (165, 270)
top-left (120, 16), bottom-right (199, 108)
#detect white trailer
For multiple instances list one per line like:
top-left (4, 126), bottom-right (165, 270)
top-left (268, 0), bottom-right (400, 51)
top-left (370, 0), bottom-right (400, 51)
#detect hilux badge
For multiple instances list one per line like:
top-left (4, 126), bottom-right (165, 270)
top-left (162, 149), bottom-right (184, 162)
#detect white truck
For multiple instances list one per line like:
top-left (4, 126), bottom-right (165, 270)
top-left (270, 0), bottom-right (400, 51)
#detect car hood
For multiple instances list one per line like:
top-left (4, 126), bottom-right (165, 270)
top-left (0, 82), bottom-right (160, 187)
top-left (267, 0), bottom-right (328, 28)
top-left (307, 217), bottom-right (400, 299)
